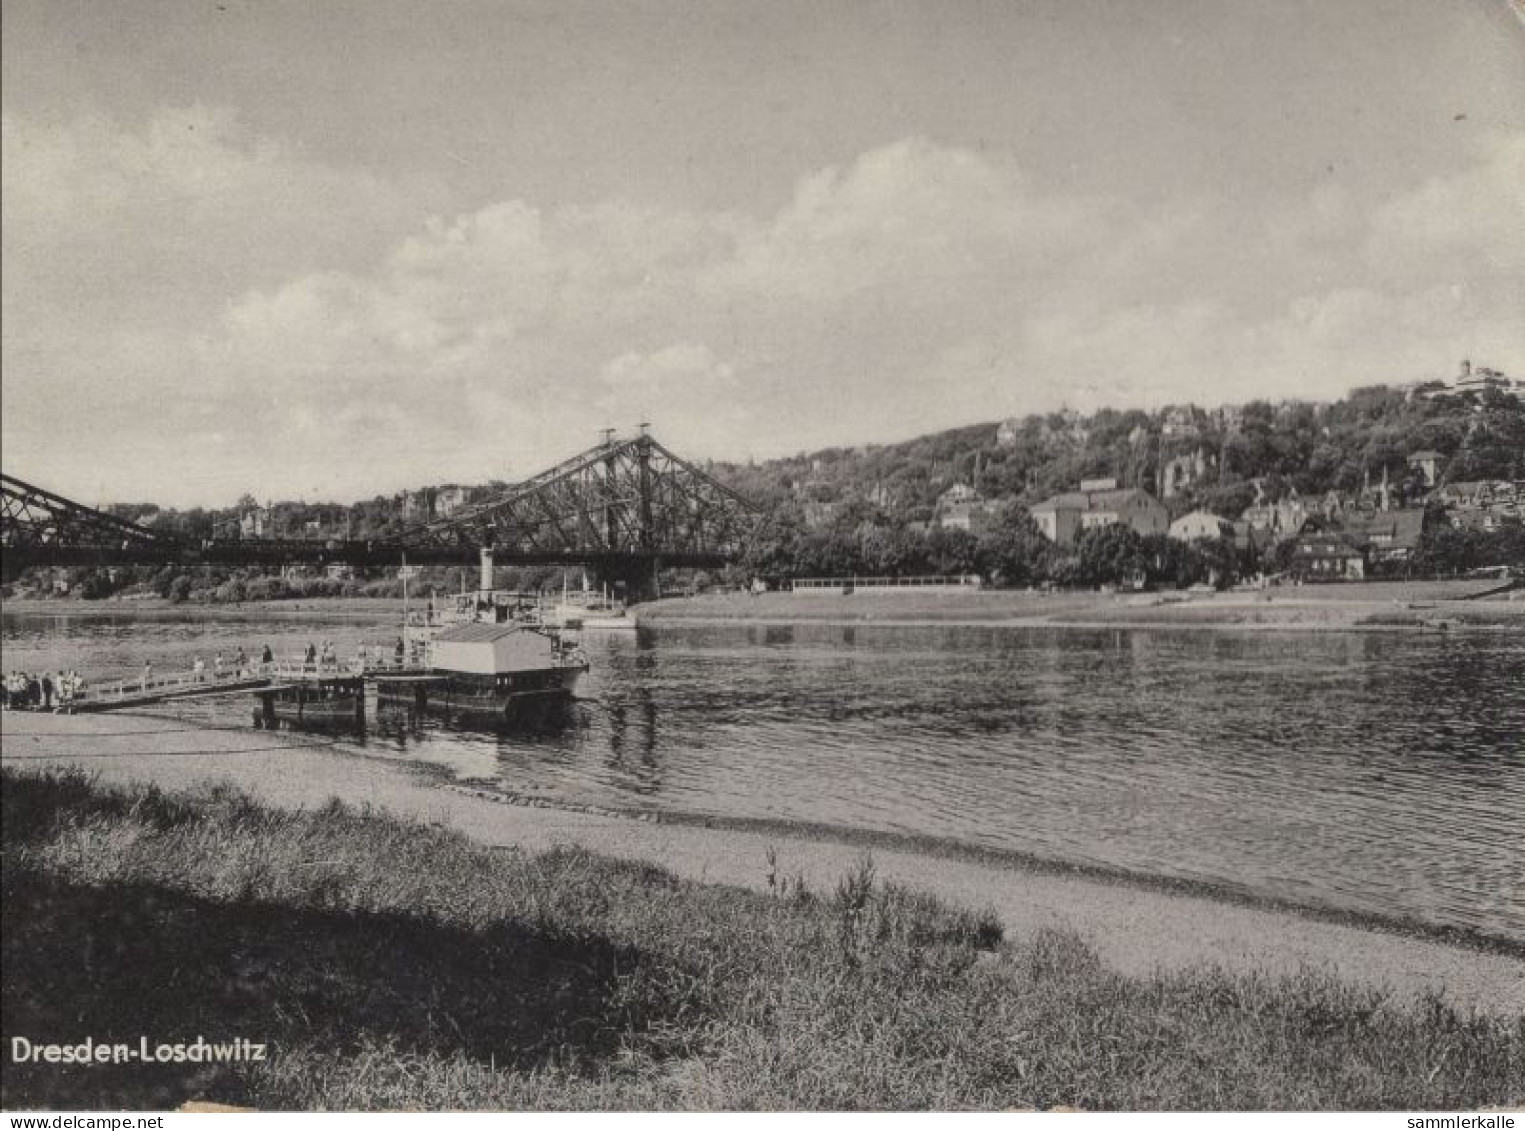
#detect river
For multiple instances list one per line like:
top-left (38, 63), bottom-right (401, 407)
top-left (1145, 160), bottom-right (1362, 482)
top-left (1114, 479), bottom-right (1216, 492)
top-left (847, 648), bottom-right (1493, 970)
top-left (2, 608), bottom-right (1521, 943)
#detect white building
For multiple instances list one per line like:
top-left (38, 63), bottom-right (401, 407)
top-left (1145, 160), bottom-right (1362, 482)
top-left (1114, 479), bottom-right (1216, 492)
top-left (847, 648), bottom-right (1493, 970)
top-left (1169, 510), bottom-right (1235, 542)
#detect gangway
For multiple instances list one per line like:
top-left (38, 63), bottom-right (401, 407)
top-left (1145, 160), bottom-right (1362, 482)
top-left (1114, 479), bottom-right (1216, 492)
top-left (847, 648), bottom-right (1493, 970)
top-left (60, 658), bottom-right (432, 713)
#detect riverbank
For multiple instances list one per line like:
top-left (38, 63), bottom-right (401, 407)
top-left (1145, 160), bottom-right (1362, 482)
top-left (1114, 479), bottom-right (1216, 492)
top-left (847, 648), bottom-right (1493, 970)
top-left (2, 711), bottom-right (1521, 1014)
top-left (0, 596), bottom-right (407, 620)
top-left (7, 579), bottom-right (1521, 632)
top-left (639, 581), bottom-right (1524, 631)
top-left (5, 760), bottom-right (1522, 1111)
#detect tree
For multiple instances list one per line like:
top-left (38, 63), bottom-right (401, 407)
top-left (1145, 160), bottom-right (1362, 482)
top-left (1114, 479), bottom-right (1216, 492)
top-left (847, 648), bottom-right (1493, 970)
top-left (925, 526), bottom-right (978, 575)
top-left (1075, 524), bottom-right (1147, 587)
top-left (975, 504), bottom-right (1049, 586)
top-left (78, 570), bottom-right (118, 600)
top-left (167, 575), bottom-right (194, 604)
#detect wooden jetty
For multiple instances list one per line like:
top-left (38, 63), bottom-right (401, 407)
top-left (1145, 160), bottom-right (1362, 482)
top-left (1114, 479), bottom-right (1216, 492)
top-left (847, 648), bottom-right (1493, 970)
top-left (68, 659), bottom-right (427, 715)
top-left (72, 672), bottom-right (276, 713)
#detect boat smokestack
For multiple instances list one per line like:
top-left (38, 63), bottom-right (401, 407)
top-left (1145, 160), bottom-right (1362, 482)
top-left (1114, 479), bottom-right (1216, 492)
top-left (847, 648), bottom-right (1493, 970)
top-left (479, 547), bottom-right (494, 593)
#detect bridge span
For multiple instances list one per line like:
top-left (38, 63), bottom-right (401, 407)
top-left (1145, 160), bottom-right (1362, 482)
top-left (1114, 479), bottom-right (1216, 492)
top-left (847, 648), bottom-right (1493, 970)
top-left (1, 432), bottom-right (765, 595)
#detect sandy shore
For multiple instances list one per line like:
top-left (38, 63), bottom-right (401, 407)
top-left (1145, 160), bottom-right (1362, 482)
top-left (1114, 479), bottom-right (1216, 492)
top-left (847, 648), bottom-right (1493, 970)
top-left (640, 582), bottom-right (1524, 631)
top-left (3, 709), bottom-right (1521, 1017)
top-left (8, 579), bottom-right (1522, 632)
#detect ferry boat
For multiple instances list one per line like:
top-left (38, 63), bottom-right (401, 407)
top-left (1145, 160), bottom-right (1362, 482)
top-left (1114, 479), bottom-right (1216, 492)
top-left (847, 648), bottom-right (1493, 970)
top-left (548, 580), bottom-right (637, 632)
top-left (375, 550), bottom-right (588, 720)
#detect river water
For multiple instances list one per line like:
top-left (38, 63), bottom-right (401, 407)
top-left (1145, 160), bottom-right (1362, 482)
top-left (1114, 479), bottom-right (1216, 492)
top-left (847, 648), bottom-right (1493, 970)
top-left (3, 609), bottom-right (1522, 942)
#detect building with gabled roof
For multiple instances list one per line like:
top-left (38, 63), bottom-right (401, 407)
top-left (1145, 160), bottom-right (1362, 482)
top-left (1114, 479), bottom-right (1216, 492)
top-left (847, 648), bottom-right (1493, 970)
top-left (1169, 510), bottom-right (1235, 542)
top-left (1288, 529), bottom-right (1366, 582)
top-left (1031, 485), bottom-right (1168, 545)
top-left (1345, 508), bottom-right (1428, 567)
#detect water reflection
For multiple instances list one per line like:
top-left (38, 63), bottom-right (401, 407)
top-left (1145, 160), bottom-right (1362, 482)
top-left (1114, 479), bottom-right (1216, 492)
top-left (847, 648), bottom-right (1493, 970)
top-left (4, 610), bottom-right (1522, 940)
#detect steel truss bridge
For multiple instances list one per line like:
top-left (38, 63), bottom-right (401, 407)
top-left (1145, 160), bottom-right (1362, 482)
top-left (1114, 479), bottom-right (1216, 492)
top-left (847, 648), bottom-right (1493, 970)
top-left (1, 433), bottom-right (763, 591)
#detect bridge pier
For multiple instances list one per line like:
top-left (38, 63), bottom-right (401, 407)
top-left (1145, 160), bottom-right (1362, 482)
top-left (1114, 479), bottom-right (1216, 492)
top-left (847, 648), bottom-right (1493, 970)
top-left (591, 556), bottom-right (662, 604)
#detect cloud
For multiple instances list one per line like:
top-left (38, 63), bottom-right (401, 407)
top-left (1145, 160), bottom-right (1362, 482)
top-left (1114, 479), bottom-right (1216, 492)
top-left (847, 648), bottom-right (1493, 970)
top-left (3, 114), bottom-right (1521, 506)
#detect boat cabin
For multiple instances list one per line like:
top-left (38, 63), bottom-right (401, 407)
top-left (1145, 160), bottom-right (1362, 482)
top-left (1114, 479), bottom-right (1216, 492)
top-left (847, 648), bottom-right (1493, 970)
top-left (429, 622), bottom-right (566, 674)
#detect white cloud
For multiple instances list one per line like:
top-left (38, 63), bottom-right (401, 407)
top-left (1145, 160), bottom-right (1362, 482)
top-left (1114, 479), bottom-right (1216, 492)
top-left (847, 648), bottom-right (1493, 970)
top-left (3, 113), bottom-right (1522, 506)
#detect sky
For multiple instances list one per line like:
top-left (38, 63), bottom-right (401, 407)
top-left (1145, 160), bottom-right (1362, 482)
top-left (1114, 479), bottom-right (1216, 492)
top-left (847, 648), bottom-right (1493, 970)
top-left (3, 0), bottom-right (1523, 508)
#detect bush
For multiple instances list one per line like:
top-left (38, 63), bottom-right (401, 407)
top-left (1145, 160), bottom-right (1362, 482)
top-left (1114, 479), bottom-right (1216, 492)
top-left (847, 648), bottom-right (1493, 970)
top-left (78, 571), bottom-right (118, 600)
top-left (212, 578), bottom-right (248, 604)
top-left (243, 575), bottom-right (289, 602)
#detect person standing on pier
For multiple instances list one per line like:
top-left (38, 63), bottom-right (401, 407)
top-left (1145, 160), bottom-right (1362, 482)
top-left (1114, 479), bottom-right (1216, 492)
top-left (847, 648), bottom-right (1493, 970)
top-left (261, 644), bottom-right (274, 672)
top-left (193, 656), bottom-right (206, 683)
top-left (214, 652), bottom-right (225, 680)
top-left (141, 662), bottom-right (153, 693)
top-left (235, 647), bottom-right (248, 677)
top-left (41, 673), bottom-right (54, 711)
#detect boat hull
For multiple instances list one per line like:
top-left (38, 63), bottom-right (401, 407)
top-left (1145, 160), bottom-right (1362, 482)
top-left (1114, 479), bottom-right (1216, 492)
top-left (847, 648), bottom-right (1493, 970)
top-left (253, 677), bottom-right (365, 726)
top-left (376, 664), bottom-right (585, 720)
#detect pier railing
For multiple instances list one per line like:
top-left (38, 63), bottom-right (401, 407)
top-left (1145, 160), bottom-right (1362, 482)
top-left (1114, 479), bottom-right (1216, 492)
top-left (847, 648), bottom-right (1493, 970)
top-left (71, 667), bottom-right (270, 707)
top-left (59, 655), bottom-right (429, 707)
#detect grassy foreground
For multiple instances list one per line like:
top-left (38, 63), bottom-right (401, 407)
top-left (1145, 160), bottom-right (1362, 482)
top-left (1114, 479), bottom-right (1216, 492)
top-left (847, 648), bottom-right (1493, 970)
top-left (2, 768), bottom-right (1520, 1111)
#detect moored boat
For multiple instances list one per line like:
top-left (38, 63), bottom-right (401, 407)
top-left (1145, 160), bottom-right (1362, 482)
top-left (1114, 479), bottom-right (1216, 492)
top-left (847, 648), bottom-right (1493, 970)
top-left (253, 674), bottom-right (365, 726)
top-left (547, 578), bottom-right (637, 631)
top-left (379, 550), bottom-right (589, 720)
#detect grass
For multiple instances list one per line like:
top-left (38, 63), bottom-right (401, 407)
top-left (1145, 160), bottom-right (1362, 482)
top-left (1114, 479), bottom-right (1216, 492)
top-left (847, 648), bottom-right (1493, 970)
top-left (2, 767), bottom-right (1520, 1111)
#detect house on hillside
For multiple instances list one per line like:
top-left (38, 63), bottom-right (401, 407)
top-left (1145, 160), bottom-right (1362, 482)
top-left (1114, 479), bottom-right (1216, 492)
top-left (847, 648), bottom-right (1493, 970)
top-left (1038, 410), bottom-right (1090, 448)
top-left (939, 502), bottom-right (991, 532)
top-left (1453, 359), bottom-right (1517, 396)
top-left (1407, 450), bottom-right (1445, 489)
top-left (938, 482), bottom-right (980, 508)
top-left (1242, 504), bottom-right (1308, 540)
top-left (435, 485), bottom-right (471, 518)
top-left (1158, 447), bottom-right (1215, 499)
top-left (1436, 480), bottom-right (1523, 532)
top-left (238, 506), bottom-right (269, 539)
top-left (1423, 359), bottom-right (1523, 399)
top-left (400, 490), bottom-right (432, 523)
top-left (934, 482), bottom-right (996, 533)
top-left (1346, 509), bottom-right (1427, 570)
top-left (1289, 530), bottom-right (1366, 582)
top-left (995, 418), bottom-right (1021, 448)
top-left (1032, 483), bottom-right (1168, 545)
top-left (1160, 404), bottom-right (1201, 438)
top-left (1169, 510), bottom-right (1235, 543)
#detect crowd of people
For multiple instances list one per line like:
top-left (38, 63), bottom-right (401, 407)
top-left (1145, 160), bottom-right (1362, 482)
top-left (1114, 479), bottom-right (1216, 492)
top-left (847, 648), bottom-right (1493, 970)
top-left (3, 669), bottom-right (86, 712)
